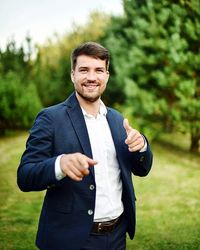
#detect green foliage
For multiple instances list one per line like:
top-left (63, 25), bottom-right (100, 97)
top-left (33, 52), bottom-right (72, 106)
top-left (102, 0), bottom-right (200, 152)
top-left (0, 38), bottom-right (33, 82)
top-left (0, 37), bottom-right (42, 134)
top-left (0, 72), bottom-right (42, 133)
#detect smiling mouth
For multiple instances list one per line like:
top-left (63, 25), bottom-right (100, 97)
top-left (83, 84), bottom-right (98, 91)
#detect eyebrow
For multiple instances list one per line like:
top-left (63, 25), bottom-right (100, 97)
top-left (78, 66), bottom-right (106, 70)
top-left (96, 67), bottom-right (105, 70)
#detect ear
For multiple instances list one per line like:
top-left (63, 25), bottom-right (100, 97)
top-left (106, 71), bottom-right (110, 82)
top-left (71, 70), bottom-right (74, 83)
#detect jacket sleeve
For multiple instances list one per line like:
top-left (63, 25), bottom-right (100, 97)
top-left (106, 107), bottom-right (153, 178)
top-left (129, 136), bottom-right (153, 177)
top-left (17, 110), bottom-right (61, 192)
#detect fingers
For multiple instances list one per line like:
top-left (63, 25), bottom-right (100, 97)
top-left (60, 153), bottom-right (97, 181)
top-left (124, 118), bottom-right (144, 152)
top-left (125, 131), bottom-right (144, 152)
top-left (86, 156), bottom-right (98, 167)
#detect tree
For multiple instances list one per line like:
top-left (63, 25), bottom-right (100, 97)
top-left (0, 72), bottom-right (42, 133)
top-left (0, 37), bottom-right (42, 134)
top-left (0, 36), bottom-right (34, 82)
top-left (102, 0), bottom-right (200, 152)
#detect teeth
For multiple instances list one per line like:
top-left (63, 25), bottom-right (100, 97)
top-left (84, 85), bottom-right (97, 89)
top-left (85, 85), bottom-right (97, 87)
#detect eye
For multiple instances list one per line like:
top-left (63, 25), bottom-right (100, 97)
top-left (79, 68), bottom-right (88, 73)
top-left (96, 69), bottom-right (104, 73)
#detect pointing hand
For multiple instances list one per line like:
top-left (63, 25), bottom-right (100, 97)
top-left (60, 153), bottom-right (98, 181)
top-left (123, 118), bottom-right (145, 152)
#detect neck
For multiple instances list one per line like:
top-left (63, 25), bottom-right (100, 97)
top-left (76, 92), bottom-right (100, 117)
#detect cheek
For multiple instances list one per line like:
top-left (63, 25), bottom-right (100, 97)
top-left (102, 76), bottom-right (109, 87)
top-left (100, 81), bottom-right (107, 92)
top-left (100, 74), bottom-right (109, 83)
top-left (73, 75), bottom-right (84, 84)
top-left (104, 74), bottom-right (109, 84)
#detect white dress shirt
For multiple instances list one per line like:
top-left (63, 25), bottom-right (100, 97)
top-left (81, 102), bottom-right (124, 222)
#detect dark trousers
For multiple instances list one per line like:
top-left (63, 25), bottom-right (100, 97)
top-left (81, 216), bottom-right (128, 250)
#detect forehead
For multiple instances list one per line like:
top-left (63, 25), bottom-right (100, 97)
top-left (75, 55), bottom-right (106, 69)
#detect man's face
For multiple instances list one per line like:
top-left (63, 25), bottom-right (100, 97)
top-left (71, 55), bottom-right (109, 102)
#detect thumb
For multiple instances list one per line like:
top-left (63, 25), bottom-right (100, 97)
top-left (123, 118), bottom-right (132, 135)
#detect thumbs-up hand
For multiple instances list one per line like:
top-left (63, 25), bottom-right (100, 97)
top-left (123, 118), bottom-right (145, 152)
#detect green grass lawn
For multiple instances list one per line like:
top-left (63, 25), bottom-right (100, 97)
top-left (0, 133), bottom-right (199, 250)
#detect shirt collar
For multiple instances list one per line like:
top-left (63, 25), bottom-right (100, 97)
top-left (81, 100), bottom-right (107, 118)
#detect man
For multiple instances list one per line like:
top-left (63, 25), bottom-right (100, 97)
top-left (17, 41), bottom-right (153, 250)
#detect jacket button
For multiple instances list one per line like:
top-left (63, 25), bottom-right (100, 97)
top-left (89, 185), bottom-right (95, 190)
top-left (140, 156), bottom-right (145, 162)
top-left (88, 209), bottom-right (93, 215)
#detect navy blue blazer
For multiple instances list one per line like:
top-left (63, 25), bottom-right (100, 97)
top-left (17, 92), bottom-right (153, 250)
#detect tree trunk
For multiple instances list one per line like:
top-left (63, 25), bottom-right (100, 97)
top-left (190, 128), bottom-right (200, 153)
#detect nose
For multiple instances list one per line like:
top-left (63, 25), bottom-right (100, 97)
top-left (87, 71), bottom-right (96, 81)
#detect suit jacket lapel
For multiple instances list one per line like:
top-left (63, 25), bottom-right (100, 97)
top-left (106, 109), bottom-right (124, 158)
top-left (64, 93), bottom-right (95, 178)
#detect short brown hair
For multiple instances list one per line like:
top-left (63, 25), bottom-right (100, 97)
top-left (71, 41), bottom-right (110, 70)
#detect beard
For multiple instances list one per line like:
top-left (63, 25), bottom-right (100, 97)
top-left (76, 89), bottom-right (101, 103)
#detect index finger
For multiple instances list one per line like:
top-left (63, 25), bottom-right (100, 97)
top-left (77, 154), bottom-right (98, 169)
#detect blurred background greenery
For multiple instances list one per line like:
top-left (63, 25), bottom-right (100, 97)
top-left (0, 0), bottom-right (200, 249)
top-left (0, 0), bottom-right (199, 152)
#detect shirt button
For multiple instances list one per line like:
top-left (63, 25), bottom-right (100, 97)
top-left (88, 209), bottom-right (93, 215)
top-left (89, 185), bottom-right (95, 190)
